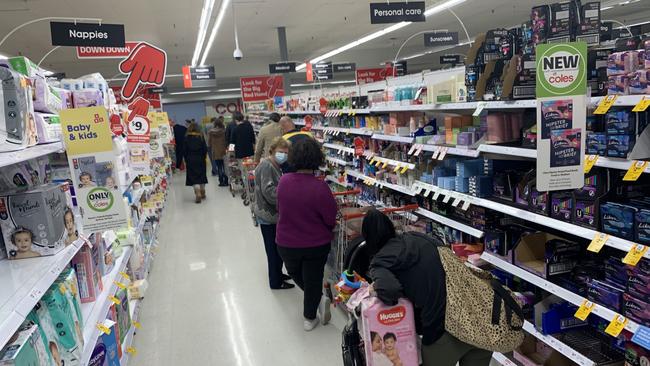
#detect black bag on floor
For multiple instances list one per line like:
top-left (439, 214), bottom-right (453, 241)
top-left (341, 320), bottom-right (365, 366)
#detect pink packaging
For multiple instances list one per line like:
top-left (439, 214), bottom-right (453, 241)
top-left (33, 75), bottom-right (63, 113)
top-left (361, 297), bottom-right (419, 366)
top-left (55, 87), bottom-right (73, 109)
top-left (72, 89), bottom-right (104, 108)
top-left (629, 69), bottom-right (650, 94)
top-left (608, 75), bottom-right (629, 95)
top-left (645, 41), bottom-right (650, 69)
top-left (71, 243), bottom-right (104, 303)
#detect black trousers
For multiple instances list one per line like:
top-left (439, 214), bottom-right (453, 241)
top-left (214, 159), bottom-right (227, 184)
top-left (260, 224), bottom-right (284, 288)
top-left (175, 143), bottom-right (184, 169)
top-left (277, 243), bottom-right (330, 320)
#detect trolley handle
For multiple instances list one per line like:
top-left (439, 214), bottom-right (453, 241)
top-left (332, 189), bottom-right (361, 197)
top-left (241, 161), bottom-right (257, 168)
top-left (341, 203), bottom-right (419, 220)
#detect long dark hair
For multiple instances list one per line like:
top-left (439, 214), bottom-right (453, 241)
top-left (361, 208), bottom-right (396, 256)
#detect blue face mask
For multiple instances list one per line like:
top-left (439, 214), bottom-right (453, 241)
top-left (275, 152), bottom-right (288, 164)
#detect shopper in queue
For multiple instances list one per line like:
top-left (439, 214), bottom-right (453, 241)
top-left (254, 137), bottom-right (295, 290)
top-left (254, 112), bottom-right (282, 163)
top-left (172, 119), bottom-right (188, 171)
top-left (361, 209), bottom-right (492, 366)
top-left (184, 122), bottom-right (209, 203)
top-left (208, 116), bottom-right (229, 186)
top-left (232, 111), bottom-right (255, 159)
top-left (276, 138), bottom-right (336, 331)
top-left (280, 116), bottom-right (312, 145)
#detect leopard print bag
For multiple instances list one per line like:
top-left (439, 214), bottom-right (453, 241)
top-left (437, 247), bottom-right (525, 353)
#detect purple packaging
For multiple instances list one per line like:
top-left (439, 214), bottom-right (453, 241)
top-left (56, 88), bottom-right (73, 109)
top-left (587, 279), bottom-right (624, 312)
top-left (608, 75), bottom-right (629, 95)
top-left (628, 272), bottom-right (650, 303)
top-left (72, 89), bottom-right (104, 108)
top-left (33, 75), bottom-right (63, 114)
top-left (574, 170), bottom-right (606, 200)
top-left (623, 293), bottom-right (650, 326)
top-left (574, 200), bottom-right (598, 228)
top-left (646, 40), bottom-right (650, 69)
top-left (629, 69), bottom-right (650, 95)
top-left (604, 257), bottom-right (628, 287)
top-left (635, 208), bottom-right (650, 245)
top-left (530, 188), bottom-right (549, 215)
top-left (551, 193), bottom-right (573, 221)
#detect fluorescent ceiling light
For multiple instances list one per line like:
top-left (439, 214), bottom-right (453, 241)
top-left (291, 80), bottom-right (356, 87)
top-left (296, 0), bottom-right (466, 71)
top-left (191, 0), bottom-right (216, 66)
top-left (169, 90), bottom-right (212, 95)
top-left (199, 0), bottom-right (231, 66)
top-left (217, 88), bottom-right (241, 92)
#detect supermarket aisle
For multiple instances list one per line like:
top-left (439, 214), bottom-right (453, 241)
top-left (131, 174), bottom-right (346, 366)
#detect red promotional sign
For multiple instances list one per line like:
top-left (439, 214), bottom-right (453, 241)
top-left (127, 115), bottom-right (151, 143)
top-left (109, 114), bottom-right (124, 136)
top-left (304, 115), bottom-right (313, 129)
top-left (306, 63), bottom-right (313, 82)
top-left (356, 67), bottom-right (388, 85)
top-left (76, 42), bottom-right (141, 58)
top-left (110, 86), bottom-right (161, 109)
top-left (239, 75), bottom-right (285, 102)
top-left (182, 65), bottom-right (192, 88)
top-left (354, 137), bottom-right (365, 156)
top-left (119, 42), bottom-right (167, 101)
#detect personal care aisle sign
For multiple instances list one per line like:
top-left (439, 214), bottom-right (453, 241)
top-left (535, 42), bottom-right (588, 191)
top-left (59, 106), bottom-right (128, 232)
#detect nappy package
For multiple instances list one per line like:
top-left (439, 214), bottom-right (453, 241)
top-left (0, 323), bottom-right (51, 365)
top-left (34, 112), bottom-right (62, 144)
top-left (361, 297), bottom-right (419, 366)
top-left (0, 67), bottom-right (36, 152)
top-left (0, 183), bottom-right (68, 259)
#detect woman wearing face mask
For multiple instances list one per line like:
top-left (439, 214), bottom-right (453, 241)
top-left (253, 137), bottom-right (295, 290)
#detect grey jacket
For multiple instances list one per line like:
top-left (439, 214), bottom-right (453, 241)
top-left (254, 158), bottom-right (282, 223)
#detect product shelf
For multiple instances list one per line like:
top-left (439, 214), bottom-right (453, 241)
top-left (119, 299), bottom-right (141, 366)
top-left (419, 144), bottom-right (481, 158)
top-left (323, 109), bottom-right (370, 117)
top-left (0, 238), bottom-right (85, 348)
top-left (326, 175), bottom-right (352, 188)
top-left (369, 99), bottom-right (537, 113)
top-left (79, 246), bottom-right (134, 366)
top-left (481, 252), bottom-right (641, 335)
top-left (371, 134), bottom-right (415, 144)
top-left (415, 208), bottom-right (484, 238)
top-left (0, 141), bottom-right (64, 169)
top-left (521, 321), bottom-right (596, 366)
top-left (283, 110), bottom-right (322, 116)
top-left (368, 155), bottom-right (416, 170)
top-left (491, 352), bottom-right (519, 366)
top-left (345, 169), bottom-right (416, 196)
top-left (323, 127), bottom-right (375, 136)
top-left (589, 95), bottom-right (649, 108)
top-left (325, 156), bottom-right (350, 166)
top-left (323, 143), bottom-right (355, 155)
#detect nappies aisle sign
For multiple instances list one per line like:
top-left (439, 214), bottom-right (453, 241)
top-left (535, 42), bottom-right (588, 191)
top-left (59, 106), bottom-right (128, 232)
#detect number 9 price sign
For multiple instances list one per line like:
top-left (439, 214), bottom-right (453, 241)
top-left (127, 115), bottom-right (151, 143)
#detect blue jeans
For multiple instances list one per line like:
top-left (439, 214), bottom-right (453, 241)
top-left (214, 159), bottom-right (227, 185)
top-left (208, 150), bottom-right (218, 175)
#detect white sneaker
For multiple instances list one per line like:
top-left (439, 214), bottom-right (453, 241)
top-left (303, 317), bottom-right (319, 331)
top-left (318, 296), bottom-right (332, 325)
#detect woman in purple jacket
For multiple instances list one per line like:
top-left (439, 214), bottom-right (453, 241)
top-left (276, 138), bottom-right (337, 331)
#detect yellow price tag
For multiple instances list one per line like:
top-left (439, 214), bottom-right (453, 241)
top-left (338, 111), bottom-right (343, 116)
top-left (374, 160), bottom-right (382, 167)
top-left (126, 347), bottom-right (137, 356)
top-left (381, 161), bottom-right (388, 169)
top-left (393, 165), bottom-right (401, 173)
top-left (400, 166), bottom-right (409, 174)
top-left (140, 175), bottom-right (153, 184)
top-left (133, 321), bottom-right (142, 329)
top-left (622, 244), bottom-right (648, 266)
top-left (587, 233), bottom-right (610, 253)
top-left (114, 281), bottom-right (127, 290)
top-left (119, 271), bottom-right (131, 281)
top-left (605, 315), bottom-right (628, 337)
top-left (584, 155), bottom-right (598, 174)
top-left (96, 323), bottom-right (111, 335)
top-left (574, 300), bottom-right (595, 321)
top-left (594, 95), bottom-right (618, 115)
top-left (59, 284), bottom-right (67, 295)
top-left (369, 158), bottom-right (376, 165)
top-left (623, 161), bottom-right (649, 182)
top-left (108, 295), bottom-right (121, 305)
top-left (632, 96), bottom-right (650, 112)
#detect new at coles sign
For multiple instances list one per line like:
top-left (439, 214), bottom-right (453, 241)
top-left (536, 42), bottom-right (587, 97)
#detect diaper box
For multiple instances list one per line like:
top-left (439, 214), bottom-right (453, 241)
top-left (33, 75), bottom-right (63, 114)
top-left (55, 268), bottom-right (85, 335)
top-left (361, 297), bottom-right (419, 366)
top-left (0, 183), bottom-right (68, 260)
top-left (0, 323), bottom-right (51, 366)
top-left (72, 243), bottom-right (104, 303)
top-left (72, 89), bottom-right (104, 108)
top-left (34, 113), bottom-right (62, 144)
top-left (0, 66), bottom-right (36, 152)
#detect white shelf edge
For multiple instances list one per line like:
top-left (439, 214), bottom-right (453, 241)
top-left (492, 352), bottom-right (517, 366)
top-left (522, 321), bottom-right (595, 366)
top-left (345, 169), bottom-right (415, 196)
top-left (0, 142), bottom-right (64, 169)
top-left (370, 156), bottom-right (416, 169)
top-left (79, 246), bottom-right (134, 366)
top-left (326, 175), bottom-right (352, 188)
top-left (481, 252), bottom-right (639, 335)
top-left (119, 299), bottom-right (141, 366)
top-left (419, 144), bottom-right (481, 158)
top-left (415, 208), bottom-right (484, 238)
top-left (371, 134), bottom-right (414, 144)
top-left (323, 143), bottom-right (355, 154)
top-left (325, 156), bottom-right (350, 166)
top-left (477, 145), bottom-right (538, 159)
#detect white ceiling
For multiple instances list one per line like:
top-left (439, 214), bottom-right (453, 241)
top-left (0, 0), bottom-right (649, 94)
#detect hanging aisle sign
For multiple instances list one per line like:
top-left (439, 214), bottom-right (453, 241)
top-left (269, 62), bottom-right (297, 74)
top-left (424, 32), bottom-right (459, 47)
top-left (333, 63), bottom-right (356, 73)
top-left (50, 22), bottom-right (125, 47)
top-left (369, 2), bottom-right (426, 24)
top-left (59, 107), bottom-right (128, 232)
top-left (535, 42), bottom-right (588, 191)
top-left (440, 55), bottom-right (461, 64)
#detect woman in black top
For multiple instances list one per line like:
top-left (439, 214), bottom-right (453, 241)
top-left (362, 209), bottom-right (492, 366)
top-left (184, 122), bottom-right (208, 203)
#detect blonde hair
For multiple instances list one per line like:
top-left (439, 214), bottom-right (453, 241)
top-left (269, 137), bottom-right (290, 154)
top-left (187, 122), bottom-right (201, 134)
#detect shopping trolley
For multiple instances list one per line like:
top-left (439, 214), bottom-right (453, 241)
top-left (227, 147), bottom-right (246, 200)
top-left (241, 160), bottom-right (258, 226)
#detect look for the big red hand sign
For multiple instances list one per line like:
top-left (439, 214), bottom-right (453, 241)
top-left (119, 42), bottom-right (167, 101)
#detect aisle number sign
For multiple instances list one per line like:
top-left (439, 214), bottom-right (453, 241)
top-left (535, 42), bottom-right (588, 192)
top-left (59, 107), bottom-right (128, 232)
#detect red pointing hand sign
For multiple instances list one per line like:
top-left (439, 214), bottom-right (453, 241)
top-left (119, 42), bottom-right (167, 101)
top-left (127, 97), bottom-right (150, 122)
